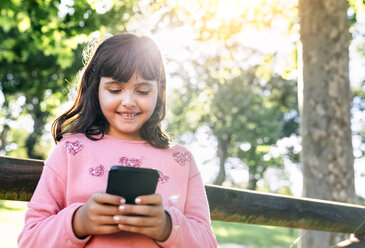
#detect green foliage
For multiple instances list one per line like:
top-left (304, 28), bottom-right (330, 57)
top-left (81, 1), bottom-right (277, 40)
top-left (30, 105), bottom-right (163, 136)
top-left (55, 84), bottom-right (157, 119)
top-left (6, 127), bottom-right (29, 158)
top-left (275, 186), bottom-right (293, 196)
top-left (147, 0), bottom-right (301, 186)
top-left (348, 0), bottom-right (365, 28)
top-left (167, 50), bottom-right (299, 186)
top-left (0, 0), bottom-right (138, 158)
top-left (153, 0), bottom-right (299, 42)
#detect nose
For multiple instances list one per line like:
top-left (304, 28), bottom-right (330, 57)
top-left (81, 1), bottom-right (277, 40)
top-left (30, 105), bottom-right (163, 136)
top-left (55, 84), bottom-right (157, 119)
top-left (121, 91), bottom-right (136, 107)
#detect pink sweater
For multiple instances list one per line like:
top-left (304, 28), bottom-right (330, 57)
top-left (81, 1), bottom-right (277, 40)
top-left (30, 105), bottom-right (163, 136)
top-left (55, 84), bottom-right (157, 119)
top-left (18, 133), bottom-right (217, 248)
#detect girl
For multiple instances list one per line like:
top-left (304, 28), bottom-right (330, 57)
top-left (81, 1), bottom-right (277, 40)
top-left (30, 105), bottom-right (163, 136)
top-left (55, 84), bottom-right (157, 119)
top-left (18, 33), bottom-right (217, 248)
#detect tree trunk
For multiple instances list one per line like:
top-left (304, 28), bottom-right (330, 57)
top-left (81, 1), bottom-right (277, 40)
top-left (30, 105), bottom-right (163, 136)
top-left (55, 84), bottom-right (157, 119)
top-left (26, 101), bottom-right (48, 159)
top-left (298, 0), bottom-right (356, 247)
top-left (247, 146), bottom-right (258, 190)
top-left (1, 109), bottom-right (11, 153)
top-left (0, 123), bottom-right (9, 152)
top-left (213, 136), bottom-right (231, 185)
top-left (247, 173), bottom-right (258, 190)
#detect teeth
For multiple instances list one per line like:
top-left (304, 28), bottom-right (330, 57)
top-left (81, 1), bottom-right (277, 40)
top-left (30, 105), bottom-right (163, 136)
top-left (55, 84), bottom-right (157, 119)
top-left (121, 113), bottom-right (136, 117)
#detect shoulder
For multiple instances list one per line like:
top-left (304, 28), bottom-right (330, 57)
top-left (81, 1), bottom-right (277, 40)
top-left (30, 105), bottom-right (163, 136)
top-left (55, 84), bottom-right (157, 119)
top-left (166, 143), bottom-right (195, 167)
top-left (163, 143), bottom-right (191, 156)
top-left (58, 133), bottom-right (89, 143)
top-left (44, 134), bottom-right (92, 181)
top-left (168, 143), bottom-right (191, 153)
top-left (59, 133), bottom-right (106, 148)
top-left (45, 133), bottom-right (99, 168)
top-left (50, 133), bottom-right (92, 157)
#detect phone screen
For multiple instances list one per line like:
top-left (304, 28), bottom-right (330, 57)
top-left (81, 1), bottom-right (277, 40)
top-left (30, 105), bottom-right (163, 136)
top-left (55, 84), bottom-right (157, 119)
top-left (106, 166), bottom-right (160, 204)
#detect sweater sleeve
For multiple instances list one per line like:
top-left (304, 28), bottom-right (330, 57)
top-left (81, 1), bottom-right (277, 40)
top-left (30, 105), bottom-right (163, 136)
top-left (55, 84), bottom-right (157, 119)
top-left (156, 153), bottom-right (218, 248)
top-left (17, 143), bottom-right (91, 248)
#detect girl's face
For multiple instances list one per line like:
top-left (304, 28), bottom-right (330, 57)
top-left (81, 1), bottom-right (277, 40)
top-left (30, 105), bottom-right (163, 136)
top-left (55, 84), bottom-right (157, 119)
top-left (98, 74), bottom-right (158, 140)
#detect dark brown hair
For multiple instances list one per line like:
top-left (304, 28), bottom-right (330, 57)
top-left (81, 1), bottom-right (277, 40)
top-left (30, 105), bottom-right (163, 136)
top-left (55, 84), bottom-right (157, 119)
top-left (52, 33), bottom-right (170, 148)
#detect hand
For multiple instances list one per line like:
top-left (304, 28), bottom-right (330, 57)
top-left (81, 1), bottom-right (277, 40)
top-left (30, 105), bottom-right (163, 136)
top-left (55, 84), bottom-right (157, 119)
top-left (113, 194), bottom-right (172, 242)
top-left (72, 192), bottom-right (124, 238)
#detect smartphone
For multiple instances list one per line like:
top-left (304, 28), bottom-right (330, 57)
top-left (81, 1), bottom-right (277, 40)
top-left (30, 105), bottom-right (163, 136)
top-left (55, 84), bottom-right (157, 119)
top-left (106, 166), bottom-right (160, 204)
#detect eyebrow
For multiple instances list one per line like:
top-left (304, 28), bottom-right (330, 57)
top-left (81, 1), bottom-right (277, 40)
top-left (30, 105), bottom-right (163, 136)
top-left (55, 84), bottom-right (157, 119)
top-left (103, 80), bottom-right (155, 86)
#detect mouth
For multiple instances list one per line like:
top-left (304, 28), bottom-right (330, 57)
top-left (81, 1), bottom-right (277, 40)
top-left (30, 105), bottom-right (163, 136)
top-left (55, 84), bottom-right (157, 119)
top-left (117, 112), bottom-right (140, 117)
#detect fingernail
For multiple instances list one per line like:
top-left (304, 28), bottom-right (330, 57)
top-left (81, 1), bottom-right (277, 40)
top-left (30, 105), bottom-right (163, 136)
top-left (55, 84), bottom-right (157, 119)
top-left (120, 198), bottom-right (125, 204)
top-left (135, 198), bottom-right (142, 204)
top-left (119, 205), bottom-right (125, 211)
top-left (113, 216), bottom-right (121, 221)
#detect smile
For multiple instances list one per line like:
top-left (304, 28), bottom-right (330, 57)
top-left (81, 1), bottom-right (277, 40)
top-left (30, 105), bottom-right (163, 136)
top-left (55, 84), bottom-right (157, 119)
top-left (117, 112), bottom-right (140, 117)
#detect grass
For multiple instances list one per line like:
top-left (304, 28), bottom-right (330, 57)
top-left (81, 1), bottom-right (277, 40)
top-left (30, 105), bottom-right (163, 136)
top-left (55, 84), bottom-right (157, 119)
top-left (0, 200), bottom-right (27, 248)
top-left (212, 221), bottom-right (299, 248)
top-left (0, 200), bottom-right (300, 248)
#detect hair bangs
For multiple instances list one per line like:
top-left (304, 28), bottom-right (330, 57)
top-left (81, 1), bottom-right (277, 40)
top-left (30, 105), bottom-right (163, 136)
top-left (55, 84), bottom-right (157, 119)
top-left (136, 39), bottom-right (164, 82)
top-left (98, 37), bottom-right (163, 83)
top-left (98, 43), bottom-right (138, 83)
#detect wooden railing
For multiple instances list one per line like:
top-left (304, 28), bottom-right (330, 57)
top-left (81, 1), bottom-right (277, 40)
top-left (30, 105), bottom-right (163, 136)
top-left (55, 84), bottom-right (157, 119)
top-left (1, 155), bottom-right (364, 247)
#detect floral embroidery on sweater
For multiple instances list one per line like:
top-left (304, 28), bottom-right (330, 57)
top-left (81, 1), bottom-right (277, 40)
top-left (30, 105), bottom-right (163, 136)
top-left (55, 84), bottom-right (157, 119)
top-left (119, 157), bottom-right (142, 167)
top-left (158, 170), bottom-right (169, 184)
top-left (88, 165), bottom-right (105, 177)
top-left (64, 140), bottom-right (84, 155)
top-left (172, 152), bottom-right (191, 166)
top-left (117, 156), bottom-right (169, 184)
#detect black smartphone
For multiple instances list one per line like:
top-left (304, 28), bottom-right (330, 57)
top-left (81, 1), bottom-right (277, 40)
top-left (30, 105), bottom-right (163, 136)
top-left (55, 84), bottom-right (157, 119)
top-left (106, 166), bottom-right (160, 204)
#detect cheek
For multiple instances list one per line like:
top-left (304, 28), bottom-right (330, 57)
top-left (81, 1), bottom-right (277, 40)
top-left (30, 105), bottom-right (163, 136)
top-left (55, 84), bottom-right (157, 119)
top-left (149, 95), bottom-right (159, 113)
top-left (139, 99), bottom-right (154, 114)
top-left (98, 93), bottom-right (115, 113)
top-left (139, 92), bottom-right (158, 113)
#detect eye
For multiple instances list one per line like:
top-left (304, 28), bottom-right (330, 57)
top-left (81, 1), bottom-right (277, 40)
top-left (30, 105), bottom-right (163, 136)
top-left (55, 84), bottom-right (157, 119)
top-left (137, 90), bottom-right (150, 95)
top-left (108, 89), bottom-right (121, 94)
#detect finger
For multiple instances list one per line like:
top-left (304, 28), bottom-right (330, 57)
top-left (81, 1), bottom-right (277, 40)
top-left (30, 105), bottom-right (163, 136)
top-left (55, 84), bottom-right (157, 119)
top-left (119, 204), bottom-right (161, 217)
top-left (135, 194), bottom-right (162, 205)
top-left (113, 215), bottom-right (159, 227)
top-left (92, 224), bottom-right (121, 235)
top-left (117, 224), bottom-right (158, 237)
top-left (95, 204), bottom-right (120, 216)
top-left (91, 215), bottom-right (118, 226)
top-left (93, 192), bottom-right (125, 206)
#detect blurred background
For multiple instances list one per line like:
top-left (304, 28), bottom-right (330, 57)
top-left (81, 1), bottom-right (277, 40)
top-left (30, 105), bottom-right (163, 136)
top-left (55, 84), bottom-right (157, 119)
top-left (0, 0), bottom-right (364, 247)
